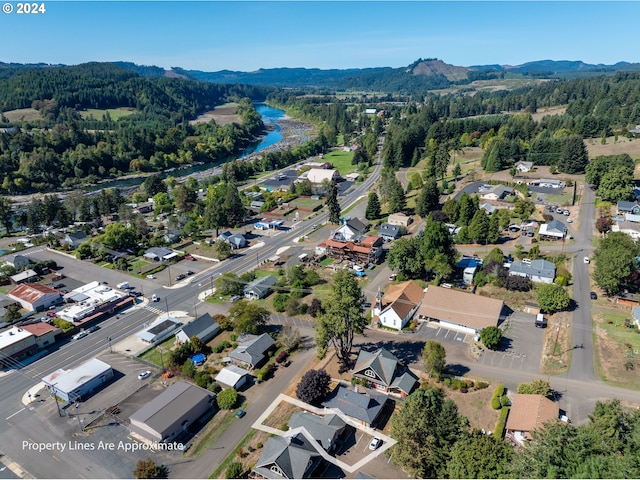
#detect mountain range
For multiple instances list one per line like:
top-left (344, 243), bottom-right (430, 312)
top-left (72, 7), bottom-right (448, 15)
top-left (3, 58), bottom-right (640, 92)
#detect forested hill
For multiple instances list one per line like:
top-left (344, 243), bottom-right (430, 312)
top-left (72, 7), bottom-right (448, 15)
top-left (0, 62), bottom-right (274, 120)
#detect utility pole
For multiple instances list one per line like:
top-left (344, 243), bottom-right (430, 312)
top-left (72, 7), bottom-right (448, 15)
top-left (108, 336), bottom-right (112, 354)
top-left (165, 297), bottom-right (170, 317)
top-left (158, 347), bottom-right (165, 373)
top-left (51, 384), bottom-right (62, 417)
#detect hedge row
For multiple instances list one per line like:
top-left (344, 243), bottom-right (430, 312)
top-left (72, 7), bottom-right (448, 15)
top-left (493, 406), bottom-right (510, 440)
top-left (491, 384), bottom-right (506, 410)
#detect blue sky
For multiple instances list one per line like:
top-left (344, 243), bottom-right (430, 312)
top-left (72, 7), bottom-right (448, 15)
top-left (2, 1), bottom-right (639, 71)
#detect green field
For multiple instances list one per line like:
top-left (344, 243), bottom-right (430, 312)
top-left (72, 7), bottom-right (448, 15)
top-left (78, 107), bottom-right (138, 120)
top-left (291, 197), bottom-right (322, 210)
top-left (545, 192), bottom-right (573, 206)
top-left (321, 150), bottom-right (355, 176)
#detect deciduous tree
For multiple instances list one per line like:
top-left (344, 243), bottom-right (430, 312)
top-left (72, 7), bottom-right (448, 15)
top-left (536, 283), bottom-right (571, 313)
top-left (216, 388), bottom-right (238, 410)
top-left (422, 340), bottom-right (446, 380)
top-left (228, 300), bottom-right (269, 335)
top-left (295, 369), bottom-right (331, 406)
top-left (447, 430), bottom-right (513, 479)
top-left (480, 326), bottom-right (502, 350)
top-left (133, 459), bottom-right (168, 479)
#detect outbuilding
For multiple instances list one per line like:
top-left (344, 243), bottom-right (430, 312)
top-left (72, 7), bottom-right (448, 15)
top-left (129, 381), bottom-right (216, 443)
top-left (215, 365), bottom-right (251, 390)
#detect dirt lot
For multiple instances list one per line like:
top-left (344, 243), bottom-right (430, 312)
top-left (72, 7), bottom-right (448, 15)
top-left (189, 103), bottom-right (241, 126)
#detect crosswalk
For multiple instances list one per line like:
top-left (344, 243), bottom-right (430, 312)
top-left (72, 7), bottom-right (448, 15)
top-left (143, 305), bottom-right (164, 315)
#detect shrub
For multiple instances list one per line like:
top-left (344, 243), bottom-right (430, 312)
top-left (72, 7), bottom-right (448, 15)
top-left (225, 462), bottom-right (243, 479)
top-left (491, 397), bottom-right (501, 410)
top-left (460, 387), bottom-right (468, 393)
top-left (500, 395), bottom-right (510, 407)
top-left (273, 293), bottom-right (289, 312)
top-left (216, 388), bottom-right (238, 410)
top-left (256, 442), bottom-right (263, 449)
top-left (280, 423), bottom-right (289, 431)
top-left (276, 351), bottom-right (288, 363)
top-left (493, 406), bottom-right (510, 440)
top-left (476, 381), bottom-right (489, 390)
top-left (494, 384), bottom-right (505, 397)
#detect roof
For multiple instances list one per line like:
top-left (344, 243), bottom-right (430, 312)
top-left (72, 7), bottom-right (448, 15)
top-left (42, 358), bottom-right (112, 394)
top-left (456, 256), bottom-right (482, 269)
top-left (243, 275), bottom-right (277, 297)
top-left (21, 322), bottom-right (60, 337)
top-left (418, 285), bottom-right (504, 331)
top-left (615, 220), bottom-right (640, 234)
top-left (4, 254), bottom-right (29, 265)
top-left (9, 283), bottom-right (60, 304)
top-left (617, 200), bottom-right (640, 211)
top-left (10, 269), bottom-right (39, 283)
top-left (633, 306), bottom-right (640, 321)
top-left (179, 313), bottom-right (219, 340)
top-left (390, 370), bottom-right (419, 395)
top-left (540, 220), bottom-right (566, 235)
top-left (479, 203), bottom-right (496, 214)
top-left (144, 247), bottom-right (175, 260)
top-left (230, 333), bottom-right (275, 367)
top-left (289, 412), bottom-right (346, 450)
top-left (380, 281), bottom-right (424, 320)
top-left (215, 365), bottom-right (250, 387)
top-left (322, 385), bottom-right (387, 425)
top-left (377, 223), bottom-right (401, 236)
top-left (66, 231), bottom-right (87, 241)
top-left (482, 184), bottom-right (513, 198)
top-left (353, 348), bottom-right (400, 387)
top-left (516, 161), bottom-right (533, 169)
top-left (136, 316), bottom-right (182, 343)
top-left (253, 433), bottom-right (322, 479)
top-left (506, 394), bottom-right (559, 436)
top-left (346, 217), bottom-right (368, 232)
top-left (509, 259), bottom-right (556, 279)
top-left (129, 381), bottom-right (213, 435)
top-left (0, 326), bottom-right (33, 350)
top-left (307, 168), bottom-right (338, 183)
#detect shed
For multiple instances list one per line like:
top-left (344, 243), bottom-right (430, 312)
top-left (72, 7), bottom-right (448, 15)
top-left (215, 365), bottom-right (251, 390)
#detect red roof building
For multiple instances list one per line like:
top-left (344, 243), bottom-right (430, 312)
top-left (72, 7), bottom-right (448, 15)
top-left (8, 283), bottom-right (62, 312)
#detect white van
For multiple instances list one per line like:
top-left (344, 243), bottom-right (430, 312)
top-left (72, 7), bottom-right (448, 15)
top-left (117, 281), bottom-right (130, 290)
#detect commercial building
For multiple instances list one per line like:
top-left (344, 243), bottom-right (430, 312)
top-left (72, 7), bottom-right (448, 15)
top-left (0, 326), bottom-right (37, 366)
top-left (21, 322), bottom-right (61, 348)
top-left (129, 381), bottom-right (216, 443)
top-left (42, 358), bottom-right (114, 402)
top-left (57, 281), bottom-right (132, 323)
top-left (8, 283), bottom-right (62, 312)
top-left (136, 316), bottom-right (183, 344)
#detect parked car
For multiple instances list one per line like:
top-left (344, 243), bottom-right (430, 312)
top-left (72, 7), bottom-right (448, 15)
top-left (137, 371), bottom-right (151, 380)
top-left (152, 294), bottom-right (159, 302)
top-left (73, 331), bottom-right (88, 340)
top-left (389, 274), bottom-right (397, 281)
top-left (46, 311), bottom-right (57, 318)
top-left (369, 437), bottom-right (382, 450)
top-left (352, 265), bottom-right (364, 272)
top-left (563, 209), bottom-right (570, 216)
top-left (146, 274), bottom-right (156, 279)
top-left (566, 218), bottom-right (573, 223)
top-left (590, 291), bottom-right (598, 300)
top-left (87, 325), bottom-right (99, 333)
top-left (175, 273), bottom-right (186, 281)
top-left (230, 295), bottom-right (241, 303)
top-left (363, 302), bottom-right (372, 308)
top-left (186, 270), bottom-right (194, 276)
top-left (235, 409), bottom-right (246, 419)
top-left (584, 257), bottom-right (590, 264)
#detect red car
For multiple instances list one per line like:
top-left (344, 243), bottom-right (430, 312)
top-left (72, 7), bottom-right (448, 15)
top-left (46, 311), bottom-right (57, 318)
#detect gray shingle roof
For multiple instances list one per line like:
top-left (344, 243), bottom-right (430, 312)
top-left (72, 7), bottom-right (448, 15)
top-left (179, 313), bottom-right (219, 341)
top-left (288, 412), bottom-right (346, 450)
top-left (243, 275), bottom-right (277, 298)
top-left (353, 348), bottom-right (399, 387)
top-left (253, 433), bottom-right (322, 479)
top-left (509, 259), bottom-right (556, 279)
top-left (230, 333), bottom-right (275, 367)
top-left (322, 385), bottom-right (387, 426)
top-left (377, 223), bottom-right (401, 238)
top-left (617, 200), bottom-right (640, 212)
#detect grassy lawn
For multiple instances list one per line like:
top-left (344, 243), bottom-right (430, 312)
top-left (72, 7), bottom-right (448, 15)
top-left (130, 258), bottom-right (153, 273)
top-left (208, 427), bottom-right (255, 479)
top-left (545, 192), bottom-right (573, 206)
top-left (593, 309), bottom-right (640, 389)
top-left (186, 407), bottom-right (242, 459)
top-left (290, 197), bottom-right (322, 210)
top-left (321, 150), bottom-right (354, 176)
top-left (78, 107), bottom-right (137, 120)
top-left (3, 107), bottom-right (42, 122)
top-left (594, 198), bottom-right (612, 208)
top-left (139, 336), bottom-right (176, 366)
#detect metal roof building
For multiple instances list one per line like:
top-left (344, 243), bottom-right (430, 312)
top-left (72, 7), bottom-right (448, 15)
top-left (136, 316), bottom-right (183, 344)
top-left (129, 381), bottom-right (216, 443)
top-left (42, 358), bottom-right (114, 402)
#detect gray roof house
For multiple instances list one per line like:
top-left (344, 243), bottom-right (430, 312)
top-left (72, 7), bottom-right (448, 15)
top-left (175, 313), bottom-right (220, 344)
top-left (351, 347), bottom-right (418, 398)
top-left (322, 385), bottom-right (388, 428)
top-left (143, 247), bottom-right (178, 262)
top-left (515, 161), bottom-right (534, 172)
top-left (251, 432), bottom-right (324, 479)
top-left (509, 259), bottom-right (556, 284)
top-left (539, 219), bottom-right (566, 239)
top-left (3, 254), bottom-right (31, 270)
top-left (129, 381), bottom-right (216, 443)
top-left (243, 275), bottom-right (277, 300)
top-left (62, 231), bottom-right (88, 249)
top-left (617, 200), bottom-right (640, 215)
top-left (217, 231), bottom-right (247, 249)
top-left (229, 333), bottom-right (275, 370)
top-left (345, 217), bottom-right (369, 234)
top-left (288, 412), bottom-right (347, 452)
top-left (481, 184), bottom-right (513, 201)
top-left (377, 223), bottom-right (401, 242)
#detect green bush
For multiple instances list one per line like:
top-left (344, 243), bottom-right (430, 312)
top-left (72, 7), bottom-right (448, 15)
top-left (493, 406), bottom-right (510, 440)
top-left (476, 381), bottom-right (489, 390)
top-left (493, 384), bottom-right (505, 398)
top-left (500, 395), bottom-right (510, 407)
top-left (256, 442), bottom-right (263, 449)
top-left (225, 462), bottom-right (243, 479)
top-left (491, 397), bottom-right (501, 410)
top-left (216, 388), bottom-right (238, 410)
top-left (273, 293), bottom-right (289, 312)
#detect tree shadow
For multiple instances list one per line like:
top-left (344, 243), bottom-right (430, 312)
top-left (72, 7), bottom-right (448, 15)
top-left (355, 339), bottom-right (423, 366)
top-left (444, 363), bottom-right (470, 376)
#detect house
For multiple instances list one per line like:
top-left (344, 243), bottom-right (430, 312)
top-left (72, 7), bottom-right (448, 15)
top-left (251, 433), bottom-right (324, 479)
top-left (480, 184), bottom-right (513, 201)
top-left (217, 231), bottom-right (247, 249)
top-left (538, 219), bottom-right (566, 240)
top-left (133, 203), bottom-right (154, 214)
top-left (62, 231), bottom-right (88, 249)
top-left (8, 283), bottom-right (62, 312)
top-left (377, 223), bottom-right (401, 242)
top-left (612, 220), bottom-right (640, 240)
top-left (332, 218), bottom-right (369, 242)
top-left (616, 200), bottom-right (640, 215)
top-left (9, 269), bottom-right (39, 284)
top-left (229, 333), bottom-right (275, 370)
top-left (306, 168), bottom-right (339, 184)
top-left (322, 385), bottom-right (388, 428)
top-left (509, 259), bottom-right (556, 284)
top-left (143, 247), bottom-right (178, 262)
top-left (3, 254), bottom-right (30, 271)
top-left (288, 412), bottom-right (347, 452)
top-left (21, 322), bottom-right (61, 349)
top-left (387, 213), bottom-right (412, 227)
top-left (530, 178), bottom-right (564, 189)
top-left (175, 313), bottom-right (220, 344)
top-left (322, 235), bottom-right (384, 265)
top-left (505, 394), bottom-right (559, 446)
top-left (215, 365), bottom-right (251, 390)
top-left (249, 200), bottom-right (265, 212)
top-left (372, 281), bottom-right (424, 331)
top-left (162, 232), bottom-right (180, 244)
top-left (351, 348), bottom-right (418, 398)
top-left (129, 381), bottom-right (216, 443)
top-left (418, 285), bottom-right (505, 335)
top-left (515, 161), bottom-right (534, 172)
top-left (42, 358), bottom-right (114, 403)
top-left (243, 275), bottom-right (277, 300)
top-left (479, 203), bottom-right (497, 215)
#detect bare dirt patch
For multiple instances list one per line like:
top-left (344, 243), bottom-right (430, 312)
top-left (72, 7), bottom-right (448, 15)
top-left (476, 284), bottom-right (536, 311)
top-left (189, 102), bottom-right (241, 126)
top-left (262, 401), bottom-right (301, 430)
top-left (446, 385), bottom-right (499, 432)
top-left (541, 311), bottom-right (573, 375)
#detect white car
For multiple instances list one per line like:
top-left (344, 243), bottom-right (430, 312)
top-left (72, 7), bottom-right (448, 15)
top-left (566, 218), bottom-right (573, 223)
top-left (353, 265), bottom-right (364, 272)
top-left (584, 257), bottom-right (590, 264)
top-left (137, 371), bottom-right (151, 380)
top-left (73, 331), bottom-right (88, 340)
top-left (146, 274), bottom-right (156, 279)
top-left (369, 437), bottom-right (382, 450)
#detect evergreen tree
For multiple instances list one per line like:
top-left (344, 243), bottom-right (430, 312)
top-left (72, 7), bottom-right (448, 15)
top-left (388, 179), bottom-right (406, 214)
top-left (468, 210), bottom-right (490, 243)
top-left (365, 192), bottom-right (381, 220)
top-left (326, 181), bottom-right (341, 224)
top-left (558, 135), bottom-right (589, 174)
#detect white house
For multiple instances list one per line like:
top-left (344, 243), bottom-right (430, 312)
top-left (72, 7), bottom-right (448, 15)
top-left (3, 254), bottom-right (30, 271)
top-left (372, 281), bottom-right (424, 331)
top-left (480, 184), bottom-right (513, 201)
top-left (538, 219), bottom-right (566, 240)
top-left (509, 259), bottom-right (556, 284)
top-left (515, 161), bottom-right (534, 172)
top-left (215, 365), bottom-right (251, 390)
top-left (612, 220), bottom-right (640, 240)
